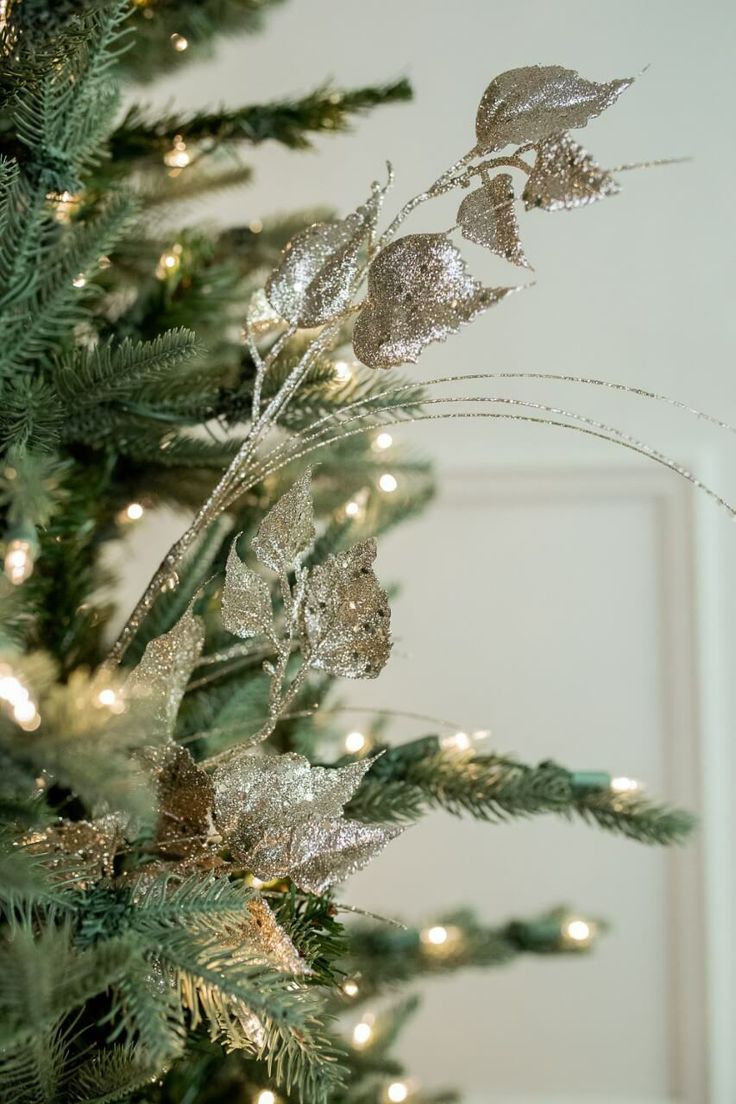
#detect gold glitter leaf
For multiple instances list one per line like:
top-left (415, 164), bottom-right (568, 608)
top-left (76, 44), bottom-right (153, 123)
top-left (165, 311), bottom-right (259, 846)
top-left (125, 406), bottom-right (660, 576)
top-left (212, 751), bottom-right (401, 893)
top-left (251, 468), bottom-right (315, 574)
top-left (266, 187), bottom-right (382, 327)
top-left (221, 539), bottom-right (274, 639)
top-left (24, 814), bottom-right (125, 882)
top-left (302, 539), bottom-right (391, 679)
top-left (475, 66), bottom-right (632, 153)
top-left (457, 174), bottom-right (530, 267)
top-left (353, 233), bottom-right (513, 369)
top-left (523, 132), bottom-right (620, 211)
top-left (126, 607), bottom-right (204, 742)
top-left (144, 744), bottom-right (216, 860)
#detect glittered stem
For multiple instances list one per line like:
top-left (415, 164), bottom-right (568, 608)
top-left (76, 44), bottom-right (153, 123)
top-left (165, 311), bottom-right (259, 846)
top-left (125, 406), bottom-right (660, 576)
top-left (107, 322), bottom-right (340, 666)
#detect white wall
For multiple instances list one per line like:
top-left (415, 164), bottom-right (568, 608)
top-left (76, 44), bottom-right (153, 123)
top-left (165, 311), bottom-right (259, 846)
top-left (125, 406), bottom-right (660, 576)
top-left (121, 3), bottom-right (736, 1100)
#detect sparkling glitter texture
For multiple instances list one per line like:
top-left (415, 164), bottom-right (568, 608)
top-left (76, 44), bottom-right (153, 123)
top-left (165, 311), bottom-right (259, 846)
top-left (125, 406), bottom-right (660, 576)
top-left (266, 187), bottom-right (382, 327)
top-left (302, 539), bottom-right (391, 679)
top-left (251, 468), bottom-right (315, 573)
top-left (126, 606), bottom-right (204, 741)
top-left (221, 539), bottom-right (273, 640)
top-left (523, 132), bottom-right (620, 211)
top-left (475, 65), bottom-right (632, 153)
top-left (353, 234), bottom-right (513, 369)
top-left (24, 815), bottom-right (125, 883)
top-left (457, 174), bottom-right (530, 267)
top-left (147, 744), bottom-right (216, 859)
top-left (212, 751), bottom-right (402, 894)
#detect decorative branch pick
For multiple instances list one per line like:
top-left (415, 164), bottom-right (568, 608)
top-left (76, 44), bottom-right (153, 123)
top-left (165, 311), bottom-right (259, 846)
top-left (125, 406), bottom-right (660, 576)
top-left (108, 65), bottom-right (634, 665)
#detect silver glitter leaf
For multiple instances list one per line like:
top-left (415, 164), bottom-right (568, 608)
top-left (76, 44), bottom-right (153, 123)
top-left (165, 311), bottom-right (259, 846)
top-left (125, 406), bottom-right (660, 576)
top-left (457, 174), bottom-right (530, 267)
top-left (221, 539), bottom-right (274, 639)
top-left (212, 751), bottom-right (401, 893)
top-left (523, 132), bottom-right (620, 211)
top-left (353, 233), bottom-right (513, 369)
top-left (266, 187), bottom-right (382, 327)
top-left (251, 469), bottom-right (315, 574)
top-left (475, 66), bottom-right (632, 153)
top-left (302, 539), bottom-right (391, 679)
top-left (126, 607), bottom-right (204, 742)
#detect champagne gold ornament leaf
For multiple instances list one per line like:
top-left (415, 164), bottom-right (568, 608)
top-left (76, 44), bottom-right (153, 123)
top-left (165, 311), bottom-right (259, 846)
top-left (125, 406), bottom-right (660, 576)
top-left (244, 817), bottom-right (403, 896)
top-left (221, 539), bottom-right (273, 639)
top-left (251, 468), bottom-right (315, 574)
top-left (523, 132), bottom-right (620, 211)
top-left (302, 539), bottom-right (391, 679)
top-left (126, 607), bottom-right (204, 742)
top-left (266, 185), bottom-right (383, 327)
top-left (143, 744), bottom-right (215, 860)
top-left (239, 897), bottom-right (310, 975)
top-left (23, 814), bottom-right (125, 883)
top-left (353, 233), bottom-right (513, 369)
top-left (211, 750), bottom-right (400, 894)
top-left (457, 174), bottom-right (530, 267)
top-left (475, 65), bottom-right (632, 153)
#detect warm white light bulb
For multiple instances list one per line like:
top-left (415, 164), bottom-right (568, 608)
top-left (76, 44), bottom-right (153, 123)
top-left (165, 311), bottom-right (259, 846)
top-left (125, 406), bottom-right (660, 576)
top-left (170, 32), bottom-right (189, 51)
top-left (344, 731), bottom-right (367, 754)
top-left (97, 688), bottom-right (117, 707)
top-left (610, 776), bottom-right (640, 795)
top-left (374, 432), bottom-right (393, 451)
top-left (422, 925), bottom-right (448, 946)
top-left (72, 273), bottom-right (87, 288)
top-left (4, 539), bottom-right (35, 585)
top-left (441, 731), bottom-right (471, 752)
top-left (387, 1083), bottom-right (409, 1104)
top-left (256, 1092), bottom-right (275, 1104)
top-left (564, 918), bottom-right (592, 944)
top-left (352, 1020), bottom-right (373, 1048)
top-left (342, 979), bottom-right (359, 998)
top-left (126, 502), bottom-right (144, 521)
top-left (345, 500), bottom-right (361, 518)
top-left (333, 360), bottom-right (352, 383)
top-left (378, 473), bottom-right (398, 494)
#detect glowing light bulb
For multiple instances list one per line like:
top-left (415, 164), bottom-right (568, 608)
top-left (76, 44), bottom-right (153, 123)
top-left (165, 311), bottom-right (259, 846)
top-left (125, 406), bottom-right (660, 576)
top-left (344, 731), bottom-right (367, 754)
top-left (0, 666), bottom-right (40, 731)
top-left (97, 688), bottom-right (116, 707)
top-left (249, 875), bottom-right (265, 889)
top-left (422, 925), bottom-right (448, 946)
top-left (610, 776), bottom-right (640, 796)
top-left (352, 1019), bottom-right (373, 1048)
top-left (563, 918), bottom-right (594, 945)
top-left (14, 699), bottom-right (39, 729)
top-left (249, 219), bottom-right (263, 234)
top-left (170, 32), bottom-right (189, 51)
top-left (333, 360), bottom-right (352, 383)
top-left (345, 500), bottom-right (361, 518)
top-left (72, 273), bottom-right (87, 288)
top-left (4, 539), bottom-right (35, 585)
top-left (256, 1092), bottom-right (275, 1104)
top-left (378, 473), bottom-right (398, 494)
top-left (441, 731), bottom-right (472, 752)
top-left (126, 502), bottom-right (144, 521)
top-left (342, 979), bottom-right (359, 998)
top-left (374, 431), bottom-right (393, 451)
top-left (386, 1083), bottom-right (409, 1104)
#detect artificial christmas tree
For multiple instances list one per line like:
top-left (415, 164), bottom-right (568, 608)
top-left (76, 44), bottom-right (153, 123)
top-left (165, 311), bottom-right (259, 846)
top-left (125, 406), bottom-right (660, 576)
top-left (0, 4), bottom-right (703, 1103)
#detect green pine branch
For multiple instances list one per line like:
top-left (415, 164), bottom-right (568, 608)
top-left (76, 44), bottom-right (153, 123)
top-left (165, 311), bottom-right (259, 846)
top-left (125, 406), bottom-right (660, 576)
top-left (346, 736), bottom-right (695, 846)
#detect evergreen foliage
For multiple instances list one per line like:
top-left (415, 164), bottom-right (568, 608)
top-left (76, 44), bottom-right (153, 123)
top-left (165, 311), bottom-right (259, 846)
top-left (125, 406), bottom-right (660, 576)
top-left (0, 3), bottom-right (693, 1104)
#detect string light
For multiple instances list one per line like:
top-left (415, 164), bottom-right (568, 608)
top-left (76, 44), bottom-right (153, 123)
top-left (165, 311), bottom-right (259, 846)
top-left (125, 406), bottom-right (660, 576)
top-left (170, 32), bottom-right (189, 51)
top-left (386, 1083), bottom-right (410, 1104)
top-left (72, 273), bottom-right (87, 288)
top-left (255, 1092), bottom-right (275, 1104)
top-left (344, 730), bottom-right (368, 754)
top-left (52, 191), bottom-right (80, 223)
top-left (96, 687), bottom-right (126, 715)
top-left (378, 473), bottom-right (398, 494)
top-left (440, 728), bottom-right (491, 754)
top-left (341, 978), bottom-right (360, 998)
top-left (0, 664), bottom-right (40, 731)
top-left (562, 917), bottom-right (596, 947)
top-left (156, 243), bottom-right (183, 280)
top-left (610, 776), bottom-right (641, 796)
top-left (344, 487), bottom-right (369, 521)
top-left (419, 924), bottom-right (461, 955)
top-left (126, 502), bottom-right (144, 521)
top-left (4, 538), bottom-right (35, 585)
top-left (374, 431), bottom-right (393, 451)
top-left (351, 1015), bottom-right (374, 1049)
top-left (333, 360), bottom-right (353, 384)
top-left (345, 500), bottom-right (361, 518)
top-left (164, 135), bottom-right (191, 170)
top-left (249, 219), bottom-right (264, 234)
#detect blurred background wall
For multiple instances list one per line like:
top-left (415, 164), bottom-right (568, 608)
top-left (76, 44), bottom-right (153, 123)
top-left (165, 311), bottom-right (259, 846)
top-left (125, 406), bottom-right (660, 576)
top-left (118, 3), bottom-right (736, 1101)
